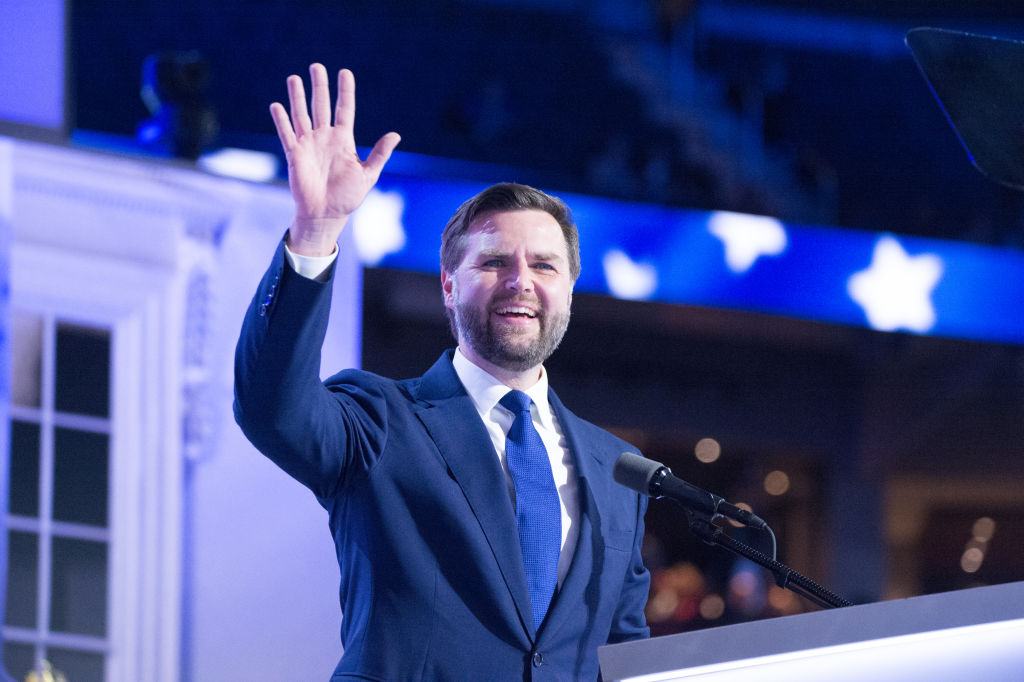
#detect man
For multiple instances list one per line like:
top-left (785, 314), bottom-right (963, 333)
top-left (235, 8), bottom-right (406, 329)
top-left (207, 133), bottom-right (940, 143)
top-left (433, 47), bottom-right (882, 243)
top-left (234, 64), bottom-right (650, 681)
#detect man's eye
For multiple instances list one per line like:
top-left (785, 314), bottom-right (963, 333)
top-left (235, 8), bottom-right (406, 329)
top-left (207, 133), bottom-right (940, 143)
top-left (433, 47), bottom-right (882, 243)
top-left (534, 262), bottom-right (555, 271)
top-left (482, 259), bottom-right (504, 267)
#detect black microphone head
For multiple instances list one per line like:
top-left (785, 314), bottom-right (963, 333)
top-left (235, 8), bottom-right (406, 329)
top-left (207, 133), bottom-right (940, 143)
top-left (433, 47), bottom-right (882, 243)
top-left (613, 452), bottom-right (666, 496)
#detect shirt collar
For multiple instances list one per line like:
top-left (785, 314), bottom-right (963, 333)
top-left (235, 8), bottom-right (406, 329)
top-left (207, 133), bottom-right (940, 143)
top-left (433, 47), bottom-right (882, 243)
top-left (452, 347), bottom-right (554, 428)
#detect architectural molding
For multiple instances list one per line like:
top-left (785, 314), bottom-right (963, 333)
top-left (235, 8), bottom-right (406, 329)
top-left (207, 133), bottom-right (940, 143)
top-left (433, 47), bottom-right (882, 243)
top-left (4, 135), bottom-right (296, 681)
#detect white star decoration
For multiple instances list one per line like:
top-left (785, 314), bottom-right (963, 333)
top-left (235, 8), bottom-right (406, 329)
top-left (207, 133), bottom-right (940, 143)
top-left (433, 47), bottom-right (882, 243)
top-left (708, 211), bottom-right (788, 274)
top-left (351, 188), bottom-right (407, 266)
top-left (847, 236), bottom-right (945, 333)
top-left (603, 249), bottom-right (658, 300)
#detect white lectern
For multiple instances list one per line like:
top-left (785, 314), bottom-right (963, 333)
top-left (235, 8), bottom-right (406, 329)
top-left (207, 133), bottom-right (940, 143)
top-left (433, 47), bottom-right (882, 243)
top-left (599, 581), bottom-right (1024, 681)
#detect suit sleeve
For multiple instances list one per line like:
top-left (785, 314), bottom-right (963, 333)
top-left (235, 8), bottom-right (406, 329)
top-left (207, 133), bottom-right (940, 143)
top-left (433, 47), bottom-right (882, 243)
top-left (233, 236), bottom-right (387, 500)
top-left (607, 492), bottom-right (651, 644)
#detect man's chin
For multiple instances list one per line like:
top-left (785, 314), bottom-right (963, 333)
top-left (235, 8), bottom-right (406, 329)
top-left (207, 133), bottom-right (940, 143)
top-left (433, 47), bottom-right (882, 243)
top-left (489, 354), bottom-right (545, 373)
top-left (490, 338), bottom-right (562, 372)
top-left (488, 325), bottom-right (537, 347)
top-left (474, 336), bottom-right (533, 367)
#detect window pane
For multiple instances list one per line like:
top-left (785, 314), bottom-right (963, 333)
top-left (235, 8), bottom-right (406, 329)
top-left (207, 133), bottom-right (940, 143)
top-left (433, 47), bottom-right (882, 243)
top-left (5, 531), bottom-right (39, 628)
top-left (11, 311), bottom-right (43, 408)
top-left (9, 420), bottom-right (41, 517)
top-left (50, 537), bottom-right (107, 637)
top-left (2, 642), bottom-right (38, 682)
top-left (53, 428), bottom-right (108, 527)
top-left (55, 323), bottom-right (110, 418)
top-left (47, 647), bottom-right (105, 682)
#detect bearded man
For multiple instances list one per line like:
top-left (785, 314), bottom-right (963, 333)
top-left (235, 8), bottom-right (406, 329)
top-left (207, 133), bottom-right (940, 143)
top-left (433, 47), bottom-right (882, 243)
top-left (234, 64), bottom-right (650, 681)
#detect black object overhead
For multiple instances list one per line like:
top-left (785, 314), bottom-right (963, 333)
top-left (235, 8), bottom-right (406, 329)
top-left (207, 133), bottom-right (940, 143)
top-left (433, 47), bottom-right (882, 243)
top-left (907, 27), bottom-right (1024, 191)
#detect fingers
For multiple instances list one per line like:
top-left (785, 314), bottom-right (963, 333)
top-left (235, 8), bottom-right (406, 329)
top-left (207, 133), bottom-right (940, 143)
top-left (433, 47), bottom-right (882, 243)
top-left (364, 131), bottom-right (402, 182)
top-left (273, 65), bottom-right (388, 162)
top-left (287, 73), bottom-right (312, 137)
top-left (309, 63), bottom-right (332, 129)
top-left (334, 68), bottom-right (356, 134)
top-left (269, 101), bottom-right (297, 152)
top-left (282, 65), bottom-right (345, 138)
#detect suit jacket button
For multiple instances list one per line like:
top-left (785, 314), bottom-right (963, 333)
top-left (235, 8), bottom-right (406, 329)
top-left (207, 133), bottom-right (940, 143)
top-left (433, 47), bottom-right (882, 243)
top-left (532, 652), bottom-right (544, 667)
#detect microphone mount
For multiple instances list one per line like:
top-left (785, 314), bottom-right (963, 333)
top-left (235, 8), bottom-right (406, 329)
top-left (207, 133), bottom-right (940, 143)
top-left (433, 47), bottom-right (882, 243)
top-left (613, 451), bottom-right (851, 610)
top-left (682, 507), bottom-right (852, 610)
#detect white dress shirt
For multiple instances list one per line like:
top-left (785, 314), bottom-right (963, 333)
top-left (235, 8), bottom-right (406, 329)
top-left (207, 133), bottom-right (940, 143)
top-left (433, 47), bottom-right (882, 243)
top-left (452, 348), bottom-right (580, 588)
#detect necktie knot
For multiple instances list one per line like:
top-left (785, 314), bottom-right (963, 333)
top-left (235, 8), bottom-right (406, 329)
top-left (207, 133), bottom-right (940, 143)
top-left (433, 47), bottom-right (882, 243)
top-left (499, 389), bottom-right (533, 416)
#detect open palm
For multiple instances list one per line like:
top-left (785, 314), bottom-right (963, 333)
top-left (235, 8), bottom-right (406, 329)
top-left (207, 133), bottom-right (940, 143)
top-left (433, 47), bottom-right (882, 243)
top-left (270, 65), bottom-right (400, 254)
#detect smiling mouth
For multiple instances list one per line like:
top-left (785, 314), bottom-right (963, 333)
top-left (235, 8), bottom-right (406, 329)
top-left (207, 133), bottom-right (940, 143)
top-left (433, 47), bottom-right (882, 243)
top-left (494, 304), bottom-right (538, 319)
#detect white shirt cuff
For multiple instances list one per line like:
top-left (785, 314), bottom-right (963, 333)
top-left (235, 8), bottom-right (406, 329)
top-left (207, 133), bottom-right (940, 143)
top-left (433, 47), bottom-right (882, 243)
top-left (284, 242), bottom-right (338, 282)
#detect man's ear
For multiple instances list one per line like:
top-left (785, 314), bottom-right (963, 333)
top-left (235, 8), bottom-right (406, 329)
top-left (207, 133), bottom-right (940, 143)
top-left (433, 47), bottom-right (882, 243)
top-left (441, 269), bottom-right (455, 310)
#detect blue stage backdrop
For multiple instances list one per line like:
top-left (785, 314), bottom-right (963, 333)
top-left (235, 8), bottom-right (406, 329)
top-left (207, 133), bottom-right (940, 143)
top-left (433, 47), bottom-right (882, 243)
top-left (346, 172), bottom-right (1024, 346)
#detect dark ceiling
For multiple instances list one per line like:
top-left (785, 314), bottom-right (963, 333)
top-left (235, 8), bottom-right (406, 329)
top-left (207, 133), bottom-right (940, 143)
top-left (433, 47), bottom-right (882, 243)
top-left (68, 0), bottom-right (1024, 247)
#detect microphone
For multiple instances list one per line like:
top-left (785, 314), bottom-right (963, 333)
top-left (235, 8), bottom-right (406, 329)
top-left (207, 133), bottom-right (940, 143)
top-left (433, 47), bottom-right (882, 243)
top-left (613, 452), bottom-right (767, 530)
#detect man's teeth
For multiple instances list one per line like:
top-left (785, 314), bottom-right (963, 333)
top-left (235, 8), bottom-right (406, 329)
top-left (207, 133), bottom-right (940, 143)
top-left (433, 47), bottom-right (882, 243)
top-left (496, 306), bottom-right (536, 318)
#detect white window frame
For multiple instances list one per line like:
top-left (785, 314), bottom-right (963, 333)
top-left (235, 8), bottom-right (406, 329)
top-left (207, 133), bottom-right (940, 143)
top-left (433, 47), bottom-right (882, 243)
top-left (7, 311), bottom-right (115, 669)
top-left (5, 135), bottom-right (304, 682)
top-left (3, 137), bottom-right (241, 681)
top-left (10, 239), bottom-right (184, 682)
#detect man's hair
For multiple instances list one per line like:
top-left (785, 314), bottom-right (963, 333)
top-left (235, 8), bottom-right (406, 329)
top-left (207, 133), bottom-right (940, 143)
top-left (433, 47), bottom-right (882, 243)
top-left (440, 182), bottom-right (581, 282)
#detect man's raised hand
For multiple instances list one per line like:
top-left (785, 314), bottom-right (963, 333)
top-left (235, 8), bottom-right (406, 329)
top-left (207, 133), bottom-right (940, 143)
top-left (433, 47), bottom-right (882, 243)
top-left (270, 64), bottom-right (400, 256)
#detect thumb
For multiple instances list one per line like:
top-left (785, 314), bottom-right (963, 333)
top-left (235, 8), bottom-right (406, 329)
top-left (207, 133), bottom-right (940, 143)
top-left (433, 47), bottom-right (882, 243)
top-left (364, 132), bottom-right (401, 182)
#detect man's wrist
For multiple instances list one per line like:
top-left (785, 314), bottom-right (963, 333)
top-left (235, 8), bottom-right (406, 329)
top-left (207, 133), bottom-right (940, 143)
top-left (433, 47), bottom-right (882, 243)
top-left (286, 217), bottom-right (348, 257)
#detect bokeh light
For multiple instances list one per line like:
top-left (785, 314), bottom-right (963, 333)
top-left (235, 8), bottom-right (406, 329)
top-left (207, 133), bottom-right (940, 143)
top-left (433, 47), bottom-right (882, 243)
top-left (695, 438), bottom-right (721, 463)
top-left (764, 470), bottom-right (790, 496)
top-left (699, 594), bottom-right (725, 620)
top-left (972, 517), bottom-right (996, 542)
top-left (961, 546), bottom-right (984, 573)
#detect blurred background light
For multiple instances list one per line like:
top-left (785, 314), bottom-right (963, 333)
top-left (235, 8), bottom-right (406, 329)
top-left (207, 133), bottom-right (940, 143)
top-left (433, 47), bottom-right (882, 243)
top-left (764, 469), bottom-right (791, 496)
top-left (972, 517), bottom-right (996, 542)
top-left (694, 437), bottom-right (722, 463)
top-left (197, 147), bottom-right (278, 182)
top-left (961, 546), bottom-right (985, 574)
top-left (699, 593), bottom-right (725, 620)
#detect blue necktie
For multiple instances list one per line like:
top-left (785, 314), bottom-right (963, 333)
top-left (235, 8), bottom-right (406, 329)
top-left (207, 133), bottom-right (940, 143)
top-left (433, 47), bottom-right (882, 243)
top-left (500, 389), bottom-right (561, 632)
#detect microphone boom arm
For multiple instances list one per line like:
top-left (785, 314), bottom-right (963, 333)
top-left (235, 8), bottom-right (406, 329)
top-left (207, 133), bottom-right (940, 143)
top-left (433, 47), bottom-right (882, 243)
top-left (683, 508), bottom-right (852, 610)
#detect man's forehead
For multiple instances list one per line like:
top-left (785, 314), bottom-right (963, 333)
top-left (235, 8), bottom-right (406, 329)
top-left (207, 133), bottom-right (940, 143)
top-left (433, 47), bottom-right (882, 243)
top-left (468, 209), bottom-right (564, 244)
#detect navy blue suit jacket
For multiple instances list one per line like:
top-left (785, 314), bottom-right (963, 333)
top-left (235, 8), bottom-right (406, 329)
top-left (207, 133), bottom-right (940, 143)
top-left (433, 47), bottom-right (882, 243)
top-left (234, 241), bottom-right (650, 680)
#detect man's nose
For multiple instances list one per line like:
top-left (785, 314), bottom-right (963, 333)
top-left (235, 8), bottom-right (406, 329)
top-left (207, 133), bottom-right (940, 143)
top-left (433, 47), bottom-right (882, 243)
top-left (505, 261), bottom-right (533, 291)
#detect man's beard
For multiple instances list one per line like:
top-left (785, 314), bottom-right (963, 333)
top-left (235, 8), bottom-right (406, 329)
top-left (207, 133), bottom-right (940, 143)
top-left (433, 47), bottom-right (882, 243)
top-left (453, 296), bottom-right (571, 372)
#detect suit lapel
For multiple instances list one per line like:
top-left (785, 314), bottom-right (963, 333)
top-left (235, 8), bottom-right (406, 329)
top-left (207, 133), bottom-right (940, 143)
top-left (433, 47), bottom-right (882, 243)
top-left (540, 389), bottom-right (614, 641)
top-left (411, 353), bottom-right (535, 638)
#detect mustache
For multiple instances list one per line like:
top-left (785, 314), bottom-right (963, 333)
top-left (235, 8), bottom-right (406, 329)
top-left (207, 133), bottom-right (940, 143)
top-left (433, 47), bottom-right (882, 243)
top-left (490, 295), bottom-right (542, 310)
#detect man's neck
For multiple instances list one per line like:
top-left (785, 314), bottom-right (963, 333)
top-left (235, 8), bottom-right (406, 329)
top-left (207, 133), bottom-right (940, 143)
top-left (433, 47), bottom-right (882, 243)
top-left (457, 346), bottom-right (543, 391)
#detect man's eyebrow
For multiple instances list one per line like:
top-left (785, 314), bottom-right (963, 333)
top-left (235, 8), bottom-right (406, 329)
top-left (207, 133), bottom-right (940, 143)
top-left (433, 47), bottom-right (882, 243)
top-left (473, 248), bottom-right (566, 263)
top-left (477, 248), bottom-right (509, 258)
